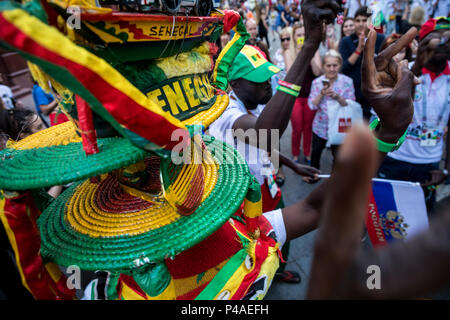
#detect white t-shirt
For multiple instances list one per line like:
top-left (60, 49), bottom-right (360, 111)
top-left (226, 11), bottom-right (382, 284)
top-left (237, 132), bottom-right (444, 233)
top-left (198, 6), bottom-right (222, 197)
top-left (388, 62), bottom-right (450, 164)
top-left (263, 208), bottom-right (286, 246)
top-left (431, 0), bottom-right (449, 18)
top-left (345, 0), bottom-right (367, 18)
top-left (208, 91), bottom-right (275, 185)
top-left (0, 85), bottom-right (14, 110)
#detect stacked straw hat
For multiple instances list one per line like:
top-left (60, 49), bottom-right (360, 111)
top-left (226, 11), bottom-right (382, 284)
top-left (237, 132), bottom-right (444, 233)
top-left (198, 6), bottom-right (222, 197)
top-left (0, 0), bottom-right (281, 300)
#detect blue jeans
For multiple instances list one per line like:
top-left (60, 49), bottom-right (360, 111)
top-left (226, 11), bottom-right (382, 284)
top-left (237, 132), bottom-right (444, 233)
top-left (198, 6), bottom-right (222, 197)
top-left (377, 156), bottom-right (440, 212)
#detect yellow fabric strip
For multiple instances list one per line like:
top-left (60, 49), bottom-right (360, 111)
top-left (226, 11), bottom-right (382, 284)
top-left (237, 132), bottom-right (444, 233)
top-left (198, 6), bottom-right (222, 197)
top-left (212, 28), bottom-right (241, 84)
top-left (44, 262), bottom-right (63, 284)
top-left (2, 8), bottom-right (184, 130)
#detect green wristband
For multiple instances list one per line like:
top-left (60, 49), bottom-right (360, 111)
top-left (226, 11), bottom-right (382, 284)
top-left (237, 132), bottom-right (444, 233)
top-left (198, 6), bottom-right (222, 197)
top-left (276, 85), bottom-right (299, 97)
top-left (369, 118), bottom-right (408, 153)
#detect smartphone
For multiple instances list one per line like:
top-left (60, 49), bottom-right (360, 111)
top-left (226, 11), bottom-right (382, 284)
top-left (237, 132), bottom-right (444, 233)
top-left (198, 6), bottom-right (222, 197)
top-left (322, 79), bottom-right (330, 88)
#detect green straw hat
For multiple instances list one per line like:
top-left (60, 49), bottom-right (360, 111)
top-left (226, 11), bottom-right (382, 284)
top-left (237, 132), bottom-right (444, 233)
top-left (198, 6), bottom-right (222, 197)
top-left (0, 122), bottom-right (150, 190)
top-left (37, 135), bottom-right (253, 272)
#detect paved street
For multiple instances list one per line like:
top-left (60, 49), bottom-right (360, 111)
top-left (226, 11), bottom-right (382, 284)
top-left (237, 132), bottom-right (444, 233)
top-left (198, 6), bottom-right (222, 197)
top-left (264, 122), bottom-right (331, 300)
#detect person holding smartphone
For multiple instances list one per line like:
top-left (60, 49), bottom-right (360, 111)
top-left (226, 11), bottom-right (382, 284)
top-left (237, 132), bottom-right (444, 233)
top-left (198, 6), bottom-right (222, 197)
top-left (308, 49), bottom-right (356, 171)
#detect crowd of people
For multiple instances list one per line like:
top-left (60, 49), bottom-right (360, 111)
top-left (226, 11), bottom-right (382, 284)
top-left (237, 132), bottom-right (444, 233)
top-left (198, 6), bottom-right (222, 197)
top-left (0, 0), bottom-right (449, 301)
top-left (223, 0), bottom-right (449, 213)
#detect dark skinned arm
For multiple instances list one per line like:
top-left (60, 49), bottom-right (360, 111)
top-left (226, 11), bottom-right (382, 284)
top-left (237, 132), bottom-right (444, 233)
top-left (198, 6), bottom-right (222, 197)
top-left (233, 0), bottom-right (340, 149)
top-left (304, 28), bottom-right (450, 300)
top-left (274, 149), bottom-right (320, 178)
top-left (282, 28), bottom-right (419, 245)
top-left (255, 0), bottom-right (339, 138)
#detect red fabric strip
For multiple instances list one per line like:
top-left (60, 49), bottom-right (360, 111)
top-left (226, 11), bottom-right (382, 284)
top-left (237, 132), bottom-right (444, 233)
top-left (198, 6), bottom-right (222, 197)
top-left (3, 193), bottom-right (76, 299)
top-left (75, 95), bottom-right (99, 155)
top-left (165, 221), bottom-right (242, 279)
top-left (118, 274), bottom-right (148, 299)
top-left (0, 13), bottom-right (188, 150)
top-left (365, 189), bottom-right (388, 247)
top-left (260, 179), bottom-right (281, 213)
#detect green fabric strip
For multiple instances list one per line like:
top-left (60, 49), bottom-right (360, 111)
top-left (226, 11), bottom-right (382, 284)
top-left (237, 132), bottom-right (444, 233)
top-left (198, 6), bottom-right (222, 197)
top-left (245, 176), bottom-right (262, 203)
top-left (194, 248), bottom-right (247, 300)
top-left (212, 18), bottom-right (249, 91)
top-left (91, 279), bottom-right (97, 300)
top-left (131, 263), bottom-right (171, 297)
top-left (277, 85), bottom-right (299, 97)
top-left (106, 273), bottom-right (120, 300)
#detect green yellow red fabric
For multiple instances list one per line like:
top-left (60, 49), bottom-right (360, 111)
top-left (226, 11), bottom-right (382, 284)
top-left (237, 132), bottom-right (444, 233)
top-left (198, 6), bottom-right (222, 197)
top-left (112, 217), bottom-right (279, 300)
top-left (0, 8), bottom-right (190, 153)
top-left (0, 191), bottom-right (76, 300)
top-left (419, 17), bottom-right (450, 40)
top-left (212, 10), bottom-right (250, 91)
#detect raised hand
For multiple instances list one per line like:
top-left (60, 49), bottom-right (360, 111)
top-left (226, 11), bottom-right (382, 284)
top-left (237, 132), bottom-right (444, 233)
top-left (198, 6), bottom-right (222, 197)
top-left (356, 31), bottom-right (365, 53)
top-left (361, 28), bottom-right (419, 140)
top-left (307, 124), bottom-right (378, 299)
top-left (301, 0), bottom-right (340, 46)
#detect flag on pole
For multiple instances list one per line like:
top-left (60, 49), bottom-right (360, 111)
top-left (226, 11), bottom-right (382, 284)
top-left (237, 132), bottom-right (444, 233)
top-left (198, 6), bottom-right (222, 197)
top-left (366, 179), bottom-right (429, 247)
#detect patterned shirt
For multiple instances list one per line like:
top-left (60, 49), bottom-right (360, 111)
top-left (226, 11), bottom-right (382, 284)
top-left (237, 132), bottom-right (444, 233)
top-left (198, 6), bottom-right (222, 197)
top-left (308, 74), bottom-right (356, 140)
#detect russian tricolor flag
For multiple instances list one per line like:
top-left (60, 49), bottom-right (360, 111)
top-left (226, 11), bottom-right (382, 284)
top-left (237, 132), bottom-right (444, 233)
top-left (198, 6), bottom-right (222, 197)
top-left (366, 179), bottom-right (429, 247)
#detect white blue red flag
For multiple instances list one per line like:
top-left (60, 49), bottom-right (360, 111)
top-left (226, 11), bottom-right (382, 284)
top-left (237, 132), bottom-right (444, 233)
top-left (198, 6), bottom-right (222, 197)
top-left (366, 179), bottom-right (429, 247)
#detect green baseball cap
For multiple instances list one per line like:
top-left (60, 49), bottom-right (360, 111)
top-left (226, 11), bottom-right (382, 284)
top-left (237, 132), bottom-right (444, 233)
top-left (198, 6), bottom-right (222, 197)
top-left (228, 45), bottom-right (281, 83)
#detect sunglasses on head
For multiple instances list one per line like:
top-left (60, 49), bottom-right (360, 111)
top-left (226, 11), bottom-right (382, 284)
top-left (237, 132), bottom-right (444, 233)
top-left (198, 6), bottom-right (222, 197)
top-left (281, 37), bottom-right (291, 42)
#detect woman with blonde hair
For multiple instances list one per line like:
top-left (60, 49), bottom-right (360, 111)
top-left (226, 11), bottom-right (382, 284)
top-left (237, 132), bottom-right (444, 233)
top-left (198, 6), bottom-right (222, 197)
top-left (273, 27), bottom-right (295, 73)
top-left (308, 49), bottom-right (356, 170)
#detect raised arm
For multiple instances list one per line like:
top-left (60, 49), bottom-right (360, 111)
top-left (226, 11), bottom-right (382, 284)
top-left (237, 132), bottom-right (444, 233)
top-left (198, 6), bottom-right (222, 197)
top-left (232, 0), bottom-right (340, 151)
top-left (280, 27), bottom-right (419, 270)
top-left (255, 0), bottom-right (340, 141)
top-left (305, 28), bottom-right (442, 299)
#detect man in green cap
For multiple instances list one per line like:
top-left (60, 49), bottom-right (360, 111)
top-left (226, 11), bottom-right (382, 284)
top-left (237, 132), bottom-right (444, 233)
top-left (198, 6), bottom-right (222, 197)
top-left (208, 44), bottom-right (319, 283)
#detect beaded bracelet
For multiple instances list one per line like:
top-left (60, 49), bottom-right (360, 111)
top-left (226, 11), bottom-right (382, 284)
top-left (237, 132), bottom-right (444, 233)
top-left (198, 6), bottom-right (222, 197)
top-left (276, 85), bottom-right (299, 97)
top-left (277, 80), bottom-right (302, 92)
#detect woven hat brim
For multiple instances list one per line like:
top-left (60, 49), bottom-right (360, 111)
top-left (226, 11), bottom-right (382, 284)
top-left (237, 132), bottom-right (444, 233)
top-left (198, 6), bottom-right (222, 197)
top-left (38, 135), bottom-right (251, 272)
top-left (181, 93), bottom-right (229, 129)
top-left (0, 138), bottom-right (149, 190)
